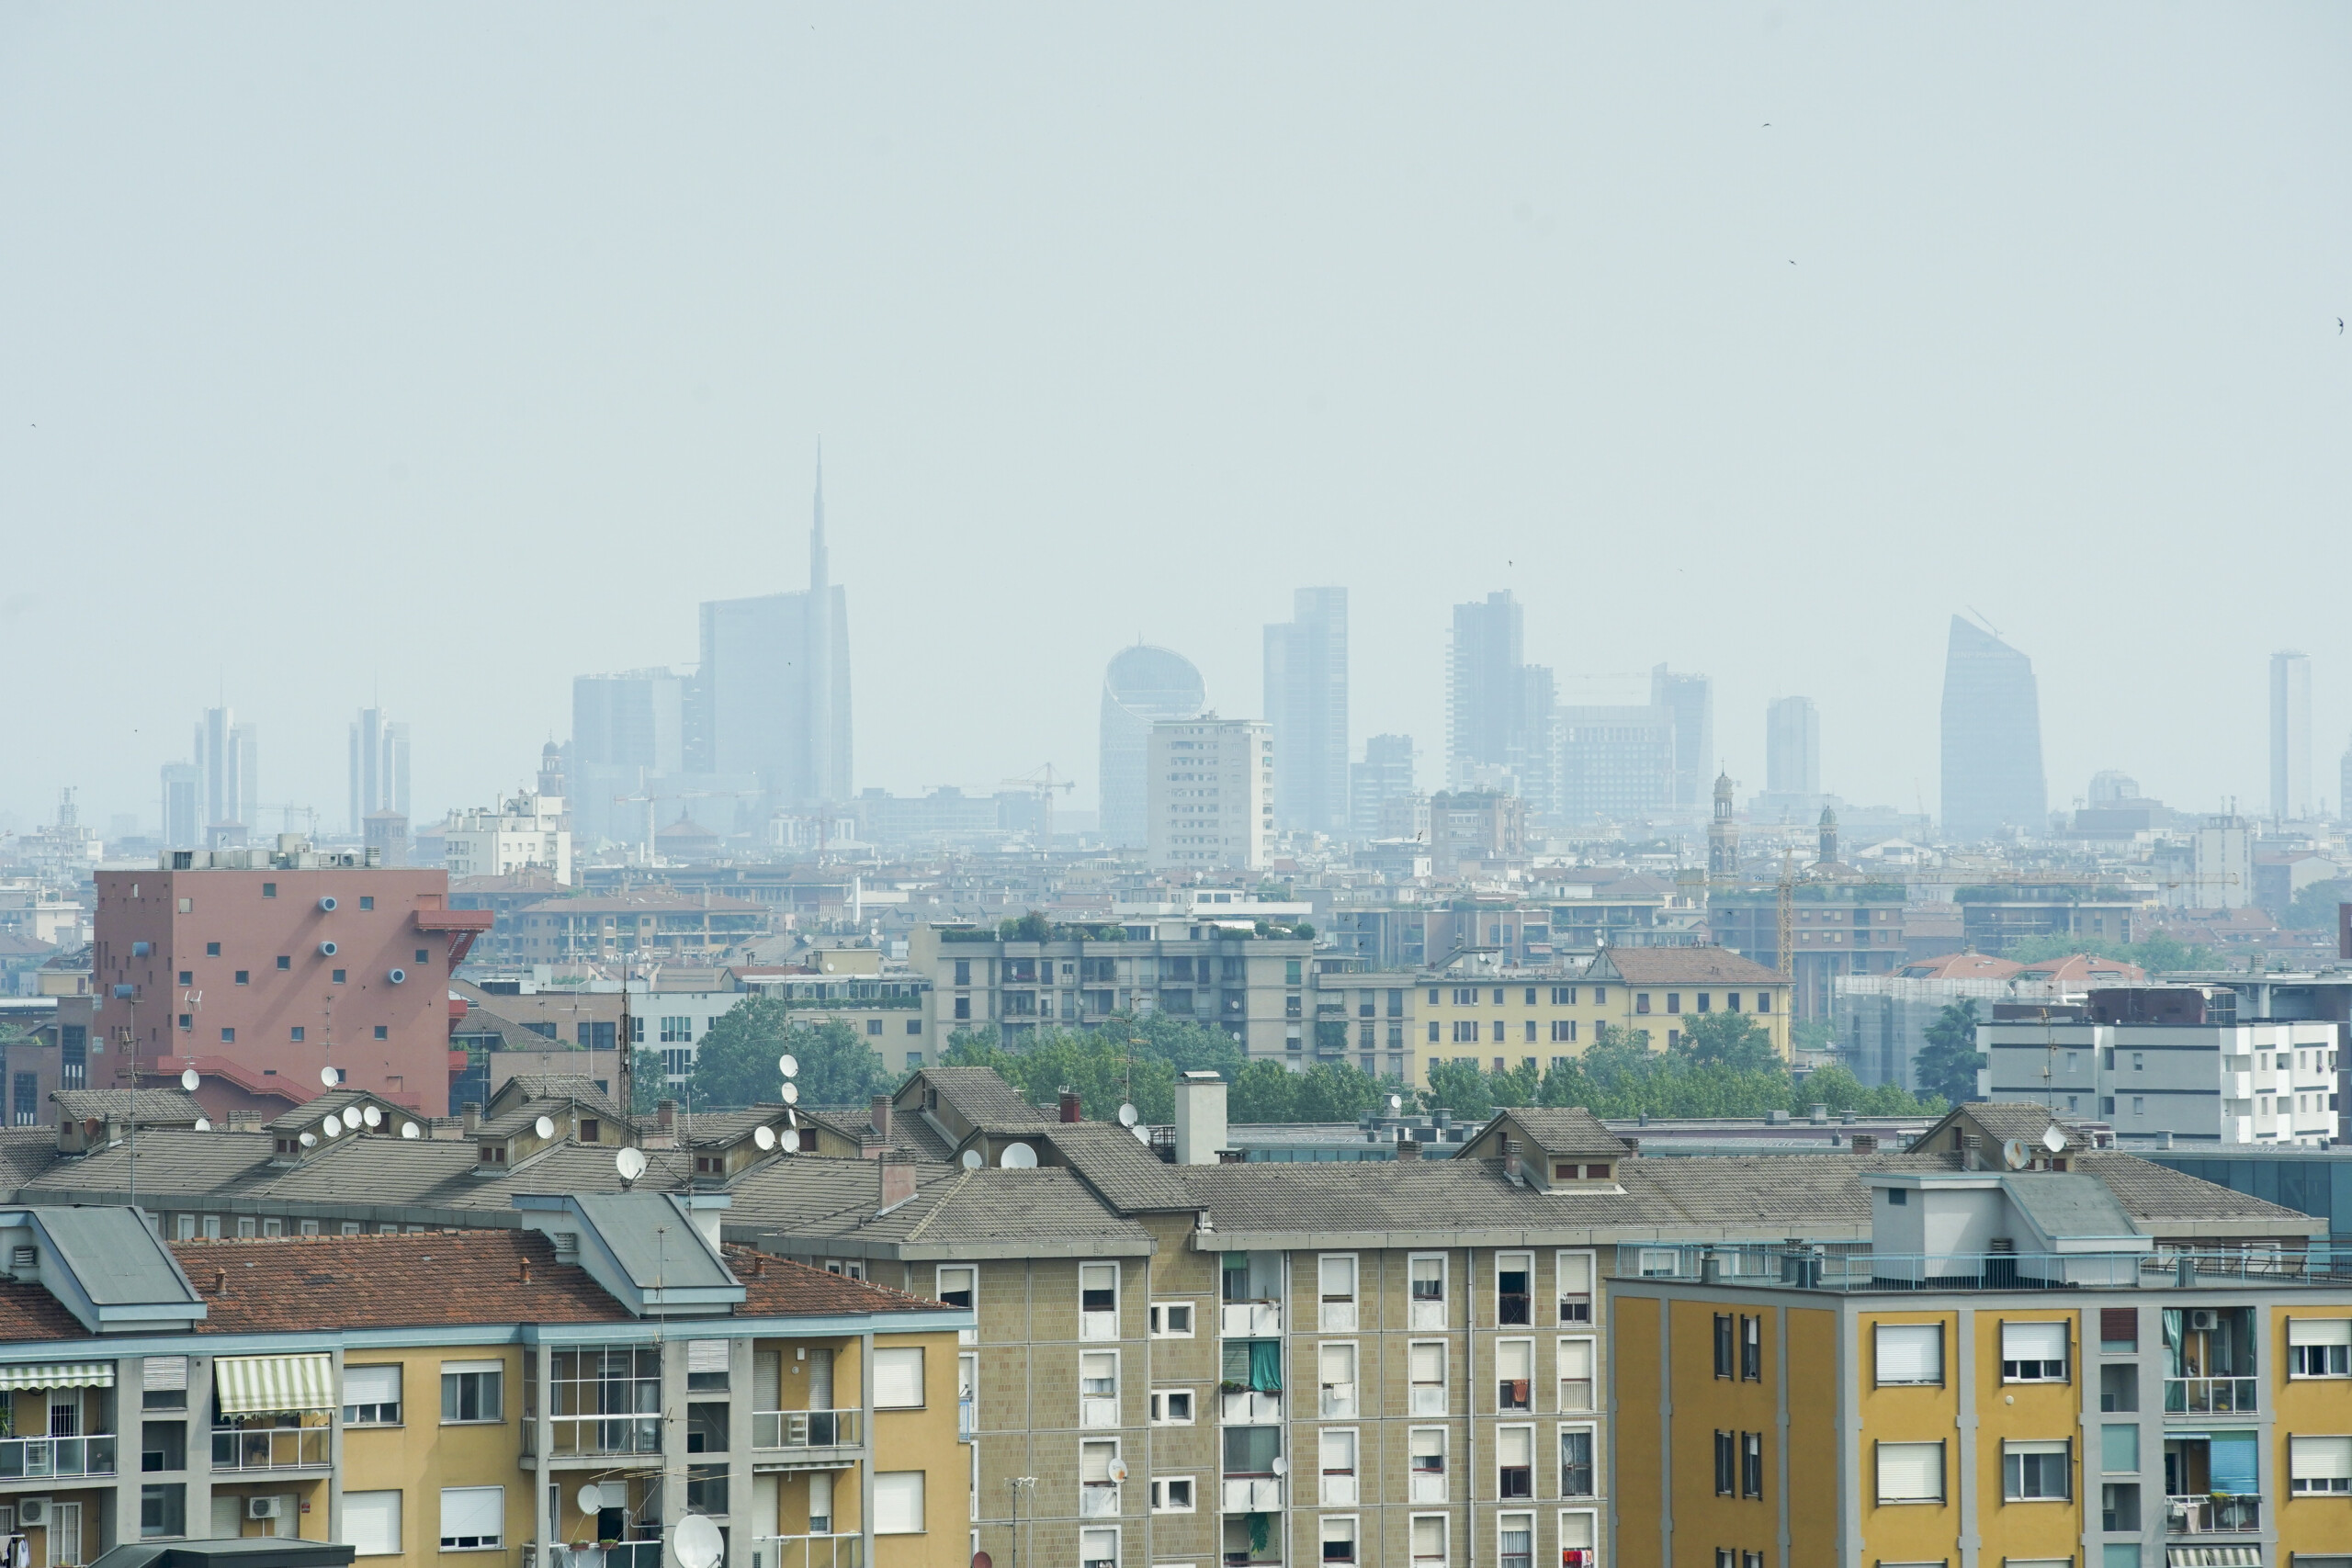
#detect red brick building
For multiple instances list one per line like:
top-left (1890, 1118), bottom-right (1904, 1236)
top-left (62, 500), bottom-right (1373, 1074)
top-left (92, 847), bottom-right (490, 1114)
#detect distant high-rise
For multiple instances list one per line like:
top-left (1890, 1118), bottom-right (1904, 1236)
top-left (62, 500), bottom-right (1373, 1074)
top-left (1447, 592), bottom-right (1554, 808)
top-left (1350, 734), bottom-right (1418, 840)
top-left (1264, 587), bottom-right (1349, 834)
top-left (1148, 716), bottom-right (1274, 872)
top-left (1939, 616), bottom-right (2046, 841)
top-left (195, 705), bottom-right (255, 836)
top-left (2270, 649), bottom-right (2312, 821)
top-left (348, 708), bottom-right (411, 834)
top-left (1765, 696), bottom-right (1820, 797)
top-left (574, 671), bottom-right (686, 775)
top-left (2339, 737), bottom-right (2352, 824)
top-left (1099, 646), bottom-right (1205, 847)
top-left (1649, 665), bottom-right (1713, 813)
top-left (1553, 705), bottom-right (1673, 824)
top-left (697, 459), bottom-right (853, 807)
top-left (160, 762), bottom-right (199, 849)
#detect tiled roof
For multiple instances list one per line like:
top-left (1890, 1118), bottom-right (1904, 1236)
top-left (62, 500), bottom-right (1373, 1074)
top-left (1486, 1108), bottom-right (1630, 1160)
top-left (795, 1108), bottom-right (952, 1163)
top-left (915, 1067), bottom-right (1052, 1130)
top-left (723, 1246), bottom-right (944, 1315)
top-left (1590, 946), bottom-right (1786, 986)
top-left (1042, 1122), bottom-right (1198, 1212)
top-left (0, 1280), bottom-right (92, 1344)
top-left (492, 1075), bottom-right (624, 1121)
top-left (725, 1157), bottom-right (1153, 1256)
top-left (0, 1128), bottom-right (62, 1198)
top-left (51, 1089), bottom-right (205, 1123)
top-left (2076, 1152), bottom-right (2320, 1231)
top-left (263, 1090), bottom-right (417, 1136)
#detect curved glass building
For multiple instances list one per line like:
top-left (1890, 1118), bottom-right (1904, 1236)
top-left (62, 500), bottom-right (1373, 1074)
top-left (1099, 645), bottom-right (1205, 847)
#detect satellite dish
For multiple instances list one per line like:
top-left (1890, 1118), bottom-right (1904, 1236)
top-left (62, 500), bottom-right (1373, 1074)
top-left (780, 1083), bottom-right (800, 1105)
top-left (673, 1514), bottom-right (724, 1568)
top-left (1130, 1123), bottom-right (1152, 1145)
top-left (321, 1118), bottom-right (340, 1139)
top-left (960, 1149), bottom-right (983, 1171)
top-left (1105, 1458), bottom-right (1129, 1483)
top-left (320, 1066), bottom-right (340, 1088)
top-left (778, 1054), bottom-right (799, 1079)
top-left (534, 1115), bottom-right (557, 1140)
top-left (2002, 1137), bottom-right (2030, 1170)
top-left (616, 1147), bottom-right (650, 1184)
top-left (299, 1132), bottom-right (316, 1148)
top-left (780, 1128), bottom-right (801, 1154)
top-left (180, 1067), bottom-right (201, 1092)
top-left (342, 1106), bottom-right (363, 1130)
top-left (575, 1485), bottom-right (604, 1515)
top-left (362, 1105), bottom-right (382, 1128)
top-left (1388, 1094), bottom-right (1404, 1112)
top-left (973, 1552), bottom-right (994, 1568)
top-left (1000, 1142), bottom-right (1038, 1169)
top-left (1270, 1456), bottom-right (1289, 1477)
top-left (400, 1122), bottom-right (421, 1140)
top-left (754, 1125), bottom-right (777, 1151)
top-left (2041, 1126), bottom-right (2067, 1153)
top-left (194, 1117), bottom-right (212, 1133)
top-left (1117, 1103), bottom-right (1138, 1127)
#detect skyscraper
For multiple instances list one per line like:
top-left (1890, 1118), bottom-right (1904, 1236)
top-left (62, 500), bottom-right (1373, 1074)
top-left (1939, 615), bottom-right (2046, 842)
top-left (160, 762), bottom-right (199, 849)
top-left (1446, 592), bottom-right (1555, 809)
top-left (2270, 649), bottom-right (2312, 821)
top-left (1099, 645), bottom-right (1205, 847)
top-left (348, 708), bottom-right (412, 833)
top-left (1349, 734), bottom-right (1418, 840)
top-left (571, 669), bottom-right (687, 845)
top-left (696, 460), bottom-right (853, 808)
top-left (195, 705), bottom-right (255, 838)
top-left (1263, 587), bottom-right (1349, 834)
top-left (1765, 696), bottom-right (1821, 797)
top-left (1649, 665), bottom-right (1713, 813)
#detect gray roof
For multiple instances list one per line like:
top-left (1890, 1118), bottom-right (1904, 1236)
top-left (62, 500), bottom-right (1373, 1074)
top-left (795, 1107), bottom-right (953, 1163)
top-left (1929, 1101), bottom-right (2083, 1152)
top-left (571, 1192), bottom-right (738, 1291)
top-left (490, 1074), bottom-right (625, 1122)
top-left (479, 1094), bottom-right (622, 1141)
top-left (917, 1067), bottom-right (1052, 1130)
top-left (1486, 1108), bottom-right (1632, 1160)
top-left (263, 1090), bottom-right (415, 1136)
top-left (2001, 1173), bottom-right (2143, 1244)
top-left (725, 1156), bottom-right (1154, 1259)
top-left (0, 1128), bottom-right (62, 1199)
top-left (2076, 1152), bottom-right (2321, 1234)
top-left (51, 1089), bottom-right (206, 1124)
top-left (32, 1206), bottom-right (204, 1307)
top-left (1042, 1122), bottom-right (1199, 1212)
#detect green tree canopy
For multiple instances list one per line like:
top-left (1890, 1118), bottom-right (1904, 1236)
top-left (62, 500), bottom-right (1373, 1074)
top-left (689, 999), bottom-right (890, 1110)
top-left (2283, 880), bottom-right (2352, 931)
top-left (1911, 998), bottom-right (1984, 1105)
top-left (1674, 1010), bottom-right (1780, 1073)
top-left (2000, 932), bottom-right (2224, 975)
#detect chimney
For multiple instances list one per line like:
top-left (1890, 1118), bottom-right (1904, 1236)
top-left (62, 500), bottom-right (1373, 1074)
top-left (656, 1099), bottom-right (677, 1134)
top-left (1173, 1072), bottom-right (1228, 1166)
top-left (1622, 1136), bottom-right (1640, 1154)
top-left (879, 1153), bottom-right (918, 1211)
top-left (211, 1268), bottom-right (227, 1295)
top-left (1396, 1136), bottom-right (1422, 1161)
top-left (519, 1258), bottom-right (532, 1283)
top-left (871, 1094), bottom-right (894, 1140)
top-left (1850, 1133), bottom-right (1880, 1156)
top-left (1810, 1102), bottom-right (1829, 1123)
top-left (1058, 1089), bottom-right (1082, 1124)
top-left (461, 1101), bottom-right (481, 1135)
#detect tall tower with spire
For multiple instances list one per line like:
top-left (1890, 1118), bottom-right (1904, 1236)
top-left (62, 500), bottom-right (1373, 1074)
top-left (1707, 771), bottom-right (1740, 878)
top-left (806, 450), bottom-right (836, 806)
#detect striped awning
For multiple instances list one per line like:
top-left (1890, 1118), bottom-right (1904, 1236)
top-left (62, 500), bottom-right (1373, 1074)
top-left (215, 1354), bottom-right (334, 1415)
top-left (0, 1362), bottom-right (114, 1392)
top-left (2166, 1548), bottom-right (2261, 1567)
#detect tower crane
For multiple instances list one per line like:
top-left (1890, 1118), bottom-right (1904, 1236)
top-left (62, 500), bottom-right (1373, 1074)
top-left (1001, 766), bottom-right (1077, 849)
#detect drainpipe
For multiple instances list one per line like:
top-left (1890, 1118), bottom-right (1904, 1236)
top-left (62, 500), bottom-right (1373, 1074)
top-left (534, 1340), bottom-right (553, 1568)
top-left (1464, 1247), bottom-right (1476, 1568)
top-left (860, 1330), bottom-right (876, 1568)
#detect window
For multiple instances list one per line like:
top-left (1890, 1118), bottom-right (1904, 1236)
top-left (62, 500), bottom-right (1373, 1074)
top-left (1148, 1301), bottom-right (1194, 1337)
top-left (2290, 1318), bottom-right (2352, 1377)
top-left (1755, 992), bottom-right (1769, 1012)
top-left (1741, 1315), bottom-right (1762, 1382)
top-left (1876, 1440), bottom-right (1943, 1503)
top-left (2001, 1320), bottom-right (2068, 1382)
top-left (1557, 1511), bottom-right (1597, 1568)
top-left (661, 1016), bottom-right (693, 1043)
top-left (1875, 1323), bottom-right (1943, 1386)
top-left (1148, 1389), bottom-right (1193, 1426)
top-left (1556, 1251), bottom-right (1592, 1322)
top-left (344, 1364), bottom-right (401, 1425)
top-left (686, 1339), bottom-right (729, 1392)
top-left (220, 1027), bottom-right (234, 1043)
top-left (206, 940), bottom-right (219, 954)
top-left (873, 1471), bottom-right (924, 1535)
top-left (371, 1026), bottom-right (386, 1041)
top-left (1409, 1342), bottom-right (1447, 1415)
top-left (332, 969), bottom-right (346, 983)
top-left (345, 1489), bottom-right (401, 1555)
top-left (1149, 1476), bottom-right (1195, 1514)
top-left (439, 1486), bottom-right (504, 1550)
top-left (289, 1026), bottom-right (305, 1043)
top-left (142, 1483), bottom-right (187, 1539)
top-left (1636, 993), bottom-right (1651, 1014)
top-left (1319, 1517), bottom-right (1356, 1566)
top-left (2290, 1434), bottom-right (2352, 1494)
top-left (2101, 1423), bottom-right (2138, 1473)
top-left (1081, 1439), bottom-right (1121, 1516)
top-left (1558, 1426), bottom-right (1595, 1496)
top-left (441, 1361), bottom-right (503, 1423)
top-left (234, 970), bottom-right (249, 985)
top-left (1080, 1351), bottom-right (1119, 1427)
top-left (1714, 1429), bottom-right (1736, 1495)
top-left (2003, 1440), bottom-right (2071, 1501)
top-left (262, 882), bottom-right (277, 897)
top-left (1558, 1338), bottom-right (1595, 1412)
top-left (1409, 1427), bottom-right (1447, 1502)
top-left (936, 1265), bottom-right (976, 1310)
top-left (141, 1419), bottom-right (185, 1472)
top-left (1410, 1516), bottom-right (1446, 1568)
top-left (1497, 1425), bottom-right (1533, 1498)
top-left (1320, 1427), bottom-right (1359, 1505)
top-left (1319, 1343), bottom-right (1358, 1418)
top-left (359, 896), bottom-right (375, 909)
top-left (1497, 1338), bottom-right (1532, 1410)
top-left (875, 1347), bottom-right (925, 1408)
top-left (1080, 1261), bottom-right (1119, 1338)
top-left (143, 1356), bottom-right (189, 1410)
top-left (1498, 1252), bottom-right (1532, 1325)
top-left (1740, 1431), bottom-right (1763, 1497)
top-left (1714, 1314), bottom-right (1736, 1379)
top-left (1409, 1255), bottom-right (1447, 1328)
top-left (1320, 1256), bottom-right (1359, 1330)
top-left (2100, 1307), bottom-right (2139, 1353)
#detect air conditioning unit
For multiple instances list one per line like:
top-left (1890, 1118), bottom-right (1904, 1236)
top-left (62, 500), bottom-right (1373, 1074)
top-left (2189, 1309), bottom-right (2221, 1332)
top-left (17, 1499), bottom-right (49, 1528)
top-left (248, 1498), bottom-right (283, 1521)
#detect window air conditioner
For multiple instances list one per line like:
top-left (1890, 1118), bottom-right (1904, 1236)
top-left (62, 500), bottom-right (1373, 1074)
top-left (2189, 1310), bottom-right (2220, 1332)
top-left (16, 1500), bottom-right (47, 1528)
top-left (248, 1498), bottom-right (283, 1520)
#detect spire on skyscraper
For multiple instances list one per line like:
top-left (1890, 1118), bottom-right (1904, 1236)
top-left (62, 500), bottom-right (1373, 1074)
top-left (809, 442), bottom-right (829, 592)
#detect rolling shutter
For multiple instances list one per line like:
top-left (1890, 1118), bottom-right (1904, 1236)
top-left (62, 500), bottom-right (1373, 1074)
top-left (1875, 1440), bottom-right (1942, 1502)
top-left (1875, 1325), bottom-right (1941, 1384)
top-left (872, 1347), bottom-right (923, 1408)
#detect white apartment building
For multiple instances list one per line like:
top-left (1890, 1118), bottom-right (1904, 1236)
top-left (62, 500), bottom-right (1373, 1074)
top-left (1984, 1012), bottom-right (2340, 1147)
top-left (441, 792), bottom-right (572, 885)
top-left (1148, 716), bottom-right (1275, 872)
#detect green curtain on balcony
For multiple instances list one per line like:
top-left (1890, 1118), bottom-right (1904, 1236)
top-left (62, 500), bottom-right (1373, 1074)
top-left (1221, 1339), bottom-right (1283, 1391)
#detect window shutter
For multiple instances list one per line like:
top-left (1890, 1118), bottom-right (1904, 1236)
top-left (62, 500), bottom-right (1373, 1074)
top-left (1497, 1340), bottom-right (1532, 1379)
top-left (2001, 1320), bottom-right (2066, 1362)
top-left (1409, 1344), bottom-right (1443, 1382)
top-left (1319, 1345), bottom-right (1354, 1383)
top-left (2291, 1435), bottom-right (2352, 1482)
top-left (440, 1487), bottom-right (502, 1540)
top-left (686, 1340), bottom-right (729, 1375)
top-left (1080, 1441), bottom-right (1115, 1483)
top-left (1875, 1441), bottom-right (1943, 1502)
top-left (1498, 1427), bottom-right (1532, 1465)
top-left (344, 1365), bottom-right (401, 1406)
top-left (345, 1491), bottom-right (401, 1556)
top-left (872, 1472), bottom-right (924, 1535)
top-left (2289, 1317), bottom-right (2352, 1346)
top-left (1874, 1325), bottom-right (1942, 1384)
top-left (2098, 1307), bottom-right (2138, 1345)
top-left (1559, 1340), bottom-right (1593, 1378)
top-left (873, 1347), bottom-right (924, 1408)
top-left (142, 1356), bottom-right (188, 1393)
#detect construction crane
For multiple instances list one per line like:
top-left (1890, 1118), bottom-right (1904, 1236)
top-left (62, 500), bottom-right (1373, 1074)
top-left (257, 804), bottom-right (319, 839)
top-left (1000, 766), bottom-right (1077, 849)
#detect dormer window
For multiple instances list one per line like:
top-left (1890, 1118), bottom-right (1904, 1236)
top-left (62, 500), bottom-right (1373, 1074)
top-left (479, 1145), bottom-right (506, 1164)
top-left (580, 1120), bottom-right (600, 1144)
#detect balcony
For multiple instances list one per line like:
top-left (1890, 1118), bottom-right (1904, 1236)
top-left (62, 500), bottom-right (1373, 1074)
top-left (1221, 1476), bottom-right (1283, 1512)
top-left (751, 1409), bottom-right (862, 1452)
top-left (1222, 1302), bottom-right (1280, 1337)
top-left (1220, 1391), bottom-right (1281, 1425)
top-left (754, 1535), bottom-right (863, 1568)
top-left (1080, 1483), bottom-right (1120, 1519)
top-left (2165, 1378), bottom-right (2258, 1415)
top-left (1081, 1397), bottom-right (1119, 1430)
top-left (958, 1397), bottom-right (975, 1441)
top-left (211, 1422), bottom-right (330, 1471)
top-left (0, 1435), bottom-right (117, 1479)
top-left (2166, 1494), bottom-right (2260, 1534)
top-left (551, 1545), bottom-right (662, 1568)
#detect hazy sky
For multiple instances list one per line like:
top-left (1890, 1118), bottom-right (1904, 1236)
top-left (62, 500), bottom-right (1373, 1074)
top-left (5, 5), bottom-right (2347, 834)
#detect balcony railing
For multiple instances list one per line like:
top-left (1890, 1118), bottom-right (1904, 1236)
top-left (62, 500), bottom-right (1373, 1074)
top-left (2166, 1495), bottom-right (2261, 1534)
top-left (2164, 1377), bottom-right (2258, 1415)
top-left (754, 1535), bottom-right (863, 1568)
top-left (211, 1424), bottom-right (330, 1471)
top-left (1622, 1243), bottom-right (2352, 1292)
top-left (0, 1435), bottom-right (117, 1478)
top-left (547, 1417), bottom-right (662, 1458)
top-left (1221, 1476), bottom-right (1283, 1513)
top-left (1222, 1302), bottom-right (1280, 1337)
top-left (1220, 1390), bottom-right (1281, 1424)
top-left (751, 1409), bottom-right (862, 1450)
top-left (958, 1397), bottom-right (975, 1441)
top-left (550, 1544), bottom-right (662, 1568)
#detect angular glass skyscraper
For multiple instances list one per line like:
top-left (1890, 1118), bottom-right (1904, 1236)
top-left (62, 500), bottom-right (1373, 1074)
top-left (2270, 649), bottom-right (2312, 821)
top-left (1264, 587), bottom-right (1349, 834)
top-left (1939, 615), bottom-right (2046, 841)
top-left (1099, 645), bottom-right (1205, 847)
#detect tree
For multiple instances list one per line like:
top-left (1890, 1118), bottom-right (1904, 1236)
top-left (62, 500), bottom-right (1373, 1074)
top-left (1674, 1010), bottom-right (1780, 1073)
top-left (629, 1048), bottom-right (666, 1117)
top-left (2284, 880), bottom-right (2352, 931)
top-left (690, 998), bottom-right (889, 1110)
top-left (1422, 1059), bottom-right (1494, 1119)
top-left (1912, 998), bottom-right (1985, 1105)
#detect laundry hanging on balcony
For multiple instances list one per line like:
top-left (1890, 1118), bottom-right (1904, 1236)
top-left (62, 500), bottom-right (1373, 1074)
top-left (214, 1354), bottom-right (334, 1415)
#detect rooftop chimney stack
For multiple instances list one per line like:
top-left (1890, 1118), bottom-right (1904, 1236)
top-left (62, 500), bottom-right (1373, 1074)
top-left (879, 1152), bottom-right (917, 1212)
top-left (1850, 1133), bottom-right (1880, 1156)
top-left (1174, 1071), bottom-right (1227, 1165)
top-left (461, 1101), bottom-right (481, 1135)
top-left (1057, 1090), bottom-right (1082, 1124)
top-left (1395, 1135), bottom-right (1421, 1161)
top-left (871, 1094), bottom-right (894, 1140)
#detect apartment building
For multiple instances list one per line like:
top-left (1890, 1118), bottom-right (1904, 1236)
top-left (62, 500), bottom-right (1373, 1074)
top-left (1607, 1141), bottom-right (2349, 1566)
top-left (511, 893), bottom-right (773, 964)
top-left (1148, 718), bottom-right (1275, 873)
top-left (439, 793), bottom-right (571, 886)
top-left (908, 922), bottom-right (1315, 1060)
top-left (0, 1194), bottom-right (966, 1568)
top-left (1413, 950), bottom-right (1791, 1083)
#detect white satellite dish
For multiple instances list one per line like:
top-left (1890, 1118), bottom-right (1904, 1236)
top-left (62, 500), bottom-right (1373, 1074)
top-left (960, 1149), bottom-right (983, 1170)
top-left (180, 1067), bottom-right (201, 1092)
top-left (400, 1122), bottom-right (421, 1140)
top-left (1105, 1458), bottom-right (1129, 1484)
top-left (321, 1117), bottom-right (340, 1139)
top-left (194, 1117), bottom-right (211, 1133)
top-left (2001, 1137), bottom-right (2030, 1170)
top-left (780, 1083), bottom-right (800, 1105)
top-left (754, 1125), bottom-right (777, 1151)
top-left (780, 1128), bottom-right (802, 1154)
top-left (575, 1484), bottom-right (605, 1515)
top-left (616, 1146), bottom-right (649, 1186)
top-left (1269, 1456), bottom-right (1289, 1477)
top-left (1387, 1093), bottom-right (1404, 1112)
top-left (778, 1054), bottom-right (799, 1079)
top-left (1130, 1123), bottom-right (1152, 1145)
top-left (342, 1106), bottom-right (363, 1130)
top-left (673, 1514), bottom-right (724, 1568)
top-left (320, 1066), bottom-right (340, 1088)
top-left (1116, 1103), bottom-right (1138, 1127)
top-left (534, 1115), bottom-right (557, 1140)
top-left (2041, 1125), bottom-right (2068, 1153)
top-left (1000, 1142), bottom-right (1038, 1169)
top-left (299, 1132), bottom-right (317, 1148)
top-left (362, 1105), bottom-right (382, 1128)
